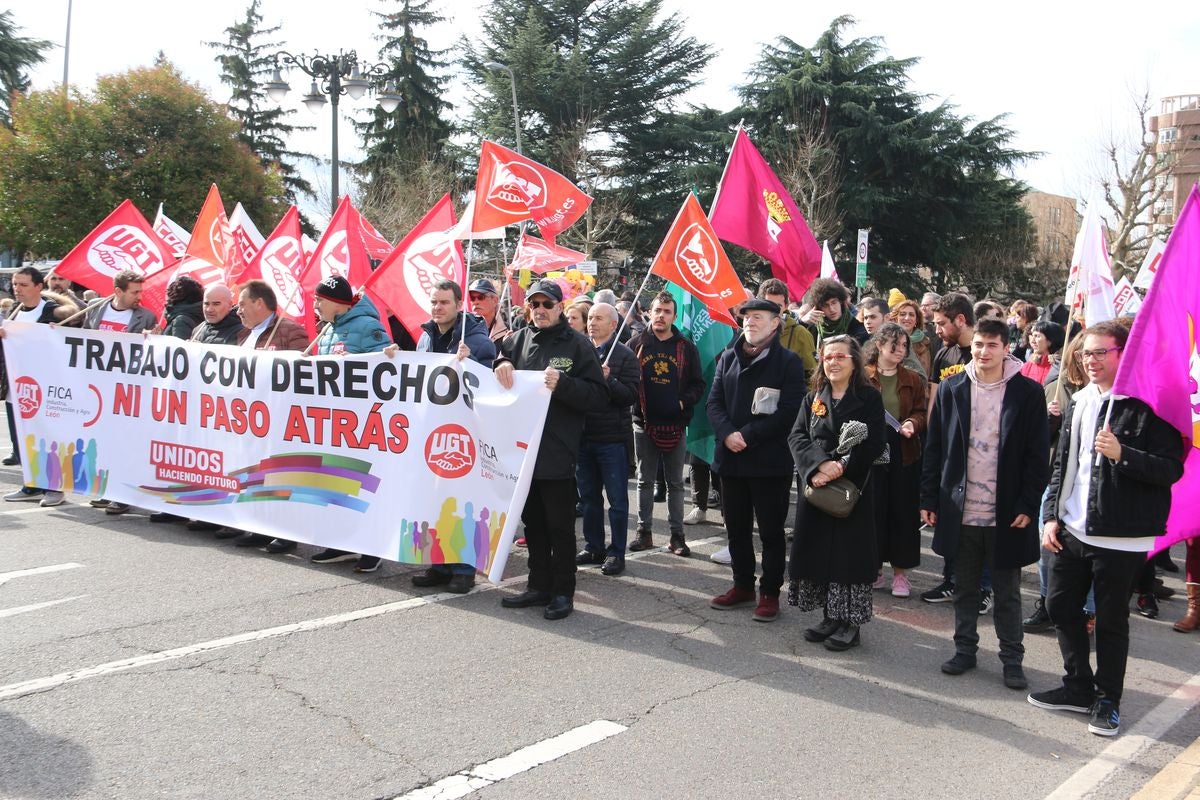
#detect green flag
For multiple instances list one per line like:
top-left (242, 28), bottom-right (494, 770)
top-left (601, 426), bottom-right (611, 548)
top-left (667, 281), bottom-right (737, 465)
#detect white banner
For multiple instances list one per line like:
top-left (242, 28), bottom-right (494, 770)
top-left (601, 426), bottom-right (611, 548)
top-left (3, 323), bottom-right (550, 582)
top-left (1113, 276), bottom-right (1143, 316)
top-left (1132, 237), bottom-right (1166, 290)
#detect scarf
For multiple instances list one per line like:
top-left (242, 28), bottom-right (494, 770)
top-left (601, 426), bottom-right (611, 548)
top-left (818, 312), bottom-right (852, 338)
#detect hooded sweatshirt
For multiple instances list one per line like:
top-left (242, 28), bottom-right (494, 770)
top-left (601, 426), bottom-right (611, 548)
top-left (962, 355), bottom-right (1024, 526)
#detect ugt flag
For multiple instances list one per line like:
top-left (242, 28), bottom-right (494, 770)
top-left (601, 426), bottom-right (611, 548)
top-left (508, 233), bottom-right (586, 275)
top-left (650, 193), bottom-right (744, 327)
top-left (1112, 184), bottom-right (1200, 554)
top-left (236, 206), bottom-right (308, 325)
top-left (55, 200), bottom-right (176, 295)
top-left (709, 127), bottom-right (822, 302)
top-left (666, 281), bottom-right (737, 466)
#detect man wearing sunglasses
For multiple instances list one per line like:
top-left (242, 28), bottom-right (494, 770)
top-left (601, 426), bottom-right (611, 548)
top-left (493, 280), bottom-right (608, 620)
top-left (1029, 320), bottom-right (1184, 737)
top-left (468, 278), bottom-right (510, 343)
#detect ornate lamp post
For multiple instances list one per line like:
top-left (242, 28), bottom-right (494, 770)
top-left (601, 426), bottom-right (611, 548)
top-left (263, 51), bottom-right (403, 215)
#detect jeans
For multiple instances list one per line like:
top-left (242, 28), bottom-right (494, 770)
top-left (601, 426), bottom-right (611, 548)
top-left (522, 478), bottom-right (579, 597)
top-left (944, 555), bottom-right (993, 592)
top-left (688, 454), bottom-right (720, 510)
top-left (1037, 547), bottom-right (1096, 614)
top-left (1047, 530), bottom-right (1145, 702)
top-left (634, 429), bottom-right (686, 537)
top-left (952, 525), bottom-right (1024, 665)
top-left (722, 474), bottom-right (791, 595)
top-left (577, 441), bottom-right (629, 557)
top-left (429, 563), bottom-right (476, 577)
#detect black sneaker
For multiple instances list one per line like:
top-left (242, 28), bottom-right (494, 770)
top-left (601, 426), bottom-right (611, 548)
top-left (978, 590), bottom-right (994, 616)
top-left (233, 532), bottom-right (271, 547)
top-left (354, 555), bottom-right (381, 573)
top-left (1136, 593), bottom-right (1159, 619)
top-left (941, 653), bottom-right (977, 675)
top-left (575, 549), bottom-right (604, 566)
top-left (104, 502), bottom-right (131, 515)
top-left (1023, 597), bottom-right (1053, 632)
top-left (310, 548), bottom-right (355, 564)
top-left (446, 574), bottom-right (475, 594)
top-left (1088, 698), bottom-right (1120, 736)
top-left (1003, 664), bottom-right (1028, 690)
top-left (2, 454), bottom-right (20, 466)
top-left (920, 580), bottom-right (955, 603)
top-left (600, 556), bottom-right (625, 576)
top-left (265, 538), bottom-right (296, 554)
top-left (1027, 686), bottom-right (1093, 714)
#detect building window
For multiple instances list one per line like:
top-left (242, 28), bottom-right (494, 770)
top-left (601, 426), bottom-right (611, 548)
top-left (1047, 206), bottom-right (1062, 224)
top-left (1159, 127), bottom-right (1178, 144)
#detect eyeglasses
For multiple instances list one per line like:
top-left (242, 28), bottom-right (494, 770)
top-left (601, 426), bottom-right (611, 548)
top-left (822, 353), bottom-right (851, 363)
top-left (469, 293), bottom-right (491, 302)
top-left (1076, 347), bottom-right (1123, 362)
top-left (527, 299), bottom-right (557, 310)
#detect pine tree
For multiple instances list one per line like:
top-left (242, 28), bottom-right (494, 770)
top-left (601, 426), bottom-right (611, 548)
top-left (356, 0), bottom-right (453, 184)
top-left (207, 0), bottom-right (315, 204)
top-left (0, 10), bottom-right (51, 129)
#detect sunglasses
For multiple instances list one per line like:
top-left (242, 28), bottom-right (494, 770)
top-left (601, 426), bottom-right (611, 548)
top-left (469, 293), bottom-right (491, 302)
top-left (527, 299), bottom-right (558, 309)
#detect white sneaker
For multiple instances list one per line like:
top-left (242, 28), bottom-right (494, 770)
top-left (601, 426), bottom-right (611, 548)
top-left (39, 491), bottom-right (65, 507)
top-left (683, 507), bottom-right (707, 525)
top-left (4, 488), bottom-right (43, 502)
top-left (710, 545), bottom-right (732, 565)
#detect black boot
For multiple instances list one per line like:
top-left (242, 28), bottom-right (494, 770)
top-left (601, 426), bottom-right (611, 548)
top-left (1023, 596), bottom-right (1053, 632)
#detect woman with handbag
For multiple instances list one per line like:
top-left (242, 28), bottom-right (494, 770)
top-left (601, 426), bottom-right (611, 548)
top-left (863, 324), bottom-right (927, 598)
top-left (787, 335), bottom-right (886, 651)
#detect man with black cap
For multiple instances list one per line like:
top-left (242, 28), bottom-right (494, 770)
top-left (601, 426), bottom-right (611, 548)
top-left (307, 274), bottom-right (392, 572)
top-left (707, 298), bottom-right (807, 622)
top-left (469, 278), bottom-right (511, 343)
top-left (493, 279), bottom-right (608, 620)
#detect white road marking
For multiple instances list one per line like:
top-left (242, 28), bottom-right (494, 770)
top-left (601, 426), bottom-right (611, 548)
top-left (392, 719), bottom-right (627, 800)
top-left (0, 563), bottom-right (84, 587)
top-left (0, 595), bottom-right (87, 619)
top-left (1044, 671), bottom-right (1200, 799)
top-left (0, 507), bottom-right (50, 516)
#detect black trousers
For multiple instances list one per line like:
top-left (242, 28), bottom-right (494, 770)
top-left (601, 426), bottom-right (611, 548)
top-left (1047, 531), bottom-right (1145, 702)
top-left (522, 477), bottom-right (579, 596)
top-left (722, 474), bottom-right (791, 595)
top-left (5, 402), bottom-right (18, 459)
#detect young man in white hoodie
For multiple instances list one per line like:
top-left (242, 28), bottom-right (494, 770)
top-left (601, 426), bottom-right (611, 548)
top-left (921, 318), bottom-right (1050, 691)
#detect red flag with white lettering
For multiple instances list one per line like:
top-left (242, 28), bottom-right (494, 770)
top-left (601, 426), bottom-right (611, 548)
top-left (54, 200), bottom-right (176, 296)
top-left (226, 202), bottom-right (265, 284)
top-left (296, 196), bottom-right (377, 336)
top-left (508, 233), bottom-right (586, 275)
top-left (152, 204), bottom-right (191, 259)
top-left (354, 207), bottom-right (394, 261)
top-left (649, 193), bottom-right (743, 326)
top-left (362, 194), bottom-right (463, 343)
top-left (471, 140), bottom-right (591, 237)
top-left (235, 206), bottom-right (308, 325)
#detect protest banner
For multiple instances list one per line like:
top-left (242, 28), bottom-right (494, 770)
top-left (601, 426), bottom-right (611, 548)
top-left (3, 323), bottom-right (549, 582)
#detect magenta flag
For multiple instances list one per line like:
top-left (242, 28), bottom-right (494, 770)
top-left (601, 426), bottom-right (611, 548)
top-left (709, 127), bottom-right (821, 301)
top-left (1112, 184), bottom-right (1200, 554)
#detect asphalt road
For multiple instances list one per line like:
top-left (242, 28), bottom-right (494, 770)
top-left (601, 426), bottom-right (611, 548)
top-left (0, 456), bottom-right (1197, 800)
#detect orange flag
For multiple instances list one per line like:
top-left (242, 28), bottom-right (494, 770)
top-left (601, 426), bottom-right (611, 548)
top-left (649, 193), bottom-right (744, 326)
top-left (138, 185), bottom-right (231, 318)
top-left (471, 140), bottom-right (591, 237)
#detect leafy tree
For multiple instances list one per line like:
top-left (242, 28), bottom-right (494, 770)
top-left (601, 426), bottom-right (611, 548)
top-left (0, 10), bottom-right (51, 129)
top-left (356, 0), bottom-right (453, 185)
top-left (208, 0), bottom-right (315, 204)
top-left (462, 0), bottom-right (713, 259)
top-left (0, 63), bottom-right (286, 256)
top-left (739, 16), bottom-right (1034, 298)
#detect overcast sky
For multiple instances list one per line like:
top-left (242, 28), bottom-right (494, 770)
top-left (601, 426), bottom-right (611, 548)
top-left (8, 0), bottom-right (1200, 227)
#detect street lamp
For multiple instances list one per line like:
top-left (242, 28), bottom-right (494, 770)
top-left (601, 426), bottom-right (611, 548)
top-left (263, 50), bottom-right (403, 215)
top-left (484, 61), bottom-right (522, 155)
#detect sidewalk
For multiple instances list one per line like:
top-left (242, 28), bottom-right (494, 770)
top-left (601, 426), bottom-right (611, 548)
top-left (1133, 736), bottom-right (1200, 800)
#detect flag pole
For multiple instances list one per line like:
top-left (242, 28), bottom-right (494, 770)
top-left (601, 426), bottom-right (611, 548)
top-left (707, 119), bottom-right (744, 216)
top-left (54, 294), bottom-right (113, 327)
top-left (461, 238), bottom-right (475, 345)
top-left (605, 270), bottom-right (653, 365)
top-left (304, 322), bottom-right (331, 355)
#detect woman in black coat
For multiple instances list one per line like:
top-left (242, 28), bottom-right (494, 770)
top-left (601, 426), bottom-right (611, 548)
top-left (788, 335), bottom-right (886, 651)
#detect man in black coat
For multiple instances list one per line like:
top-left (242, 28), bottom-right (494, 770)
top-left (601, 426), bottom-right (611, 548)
top-left (494, 280), bottom-right (608, 620)
top-left (190, 284), bottom-right (246, 345)
top-left (921, 318), bottom-right (1049, 690)
top-left (707, 298), bottom-right (807, 622)
top-left (575, 302), bottom-right (640, 576)
top-left (1029, 321), bottom-right (1184, 737)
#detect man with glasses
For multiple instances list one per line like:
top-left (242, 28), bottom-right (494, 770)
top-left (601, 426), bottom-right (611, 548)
top-left (1029, 320), bottom-right (1184, 737)
top-left (468, 278), bottom-right (510, 343)
top-left (494, 280), bottom-right (608, 620)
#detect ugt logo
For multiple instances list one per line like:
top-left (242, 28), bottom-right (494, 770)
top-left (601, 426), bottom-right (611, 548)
top-left (486, 161), bottom-right (548, 217)
top-left (424, 424), bottom-right (476, 479)
top-left (87, 225), bottom-right (165, 278)
top-left (674, 224), bottom-right (721, 298)
top-left (13, 376), bottom-right (41, 419)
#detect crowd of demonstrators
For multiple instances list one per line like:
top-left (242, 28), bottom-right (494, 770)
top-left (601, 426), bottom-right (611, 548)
top-left (3, 263), bottom-right (1195, 722)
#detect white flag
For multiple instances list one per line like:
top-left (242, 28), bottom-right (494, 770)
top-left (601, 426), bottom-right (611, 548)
top-left (152, 203), bottom-right (191, 259)
top-left (1063, 197), bottom-right (1116, 326)
top-left (452, 198), bottom-right (507, 241)
top-left (1112, 276), bottom-right (1143, 316)
top-left (1132, 237), bottom-right (1166, 290)
top-left (821, 240), bottom-right (840, 282)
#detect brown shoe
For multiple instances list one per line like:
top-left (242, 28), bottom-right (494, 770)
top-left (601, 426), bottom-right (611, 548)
top-left (628, 529), bottom-right (654, 552)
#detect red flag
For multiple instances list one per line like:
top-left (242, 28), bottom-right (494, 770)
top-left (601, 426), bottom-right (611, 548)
top-left (225, 202), bottom-right (265, 285)
top-left (354, 208), bottom-right (394, 261)
top-left (54, 200), bottom-right (176, 296)
top-left (471, 140), bottom-right (591, 237)
top-left (296, 196), bottom-right (377, 337)
top-left (362, 194), bottom-right (464, 343)
top-left (709, 127), bottom-right (821, 301)
top-left (508, 233), bottom-right (586, 275)
top-left (235, 206), bottom-right (308, 325)
top-left (139, 186), bottom-right (232, 318)
top-left (650, 193), bottom-right (743, 326)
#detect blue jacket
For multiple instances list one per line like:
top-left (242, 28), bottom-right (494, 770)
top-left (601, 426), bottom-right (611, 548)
top-left (316, 294), bottom-right (390, 356)
top-left (417, 312), bottom-right (496, 368)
